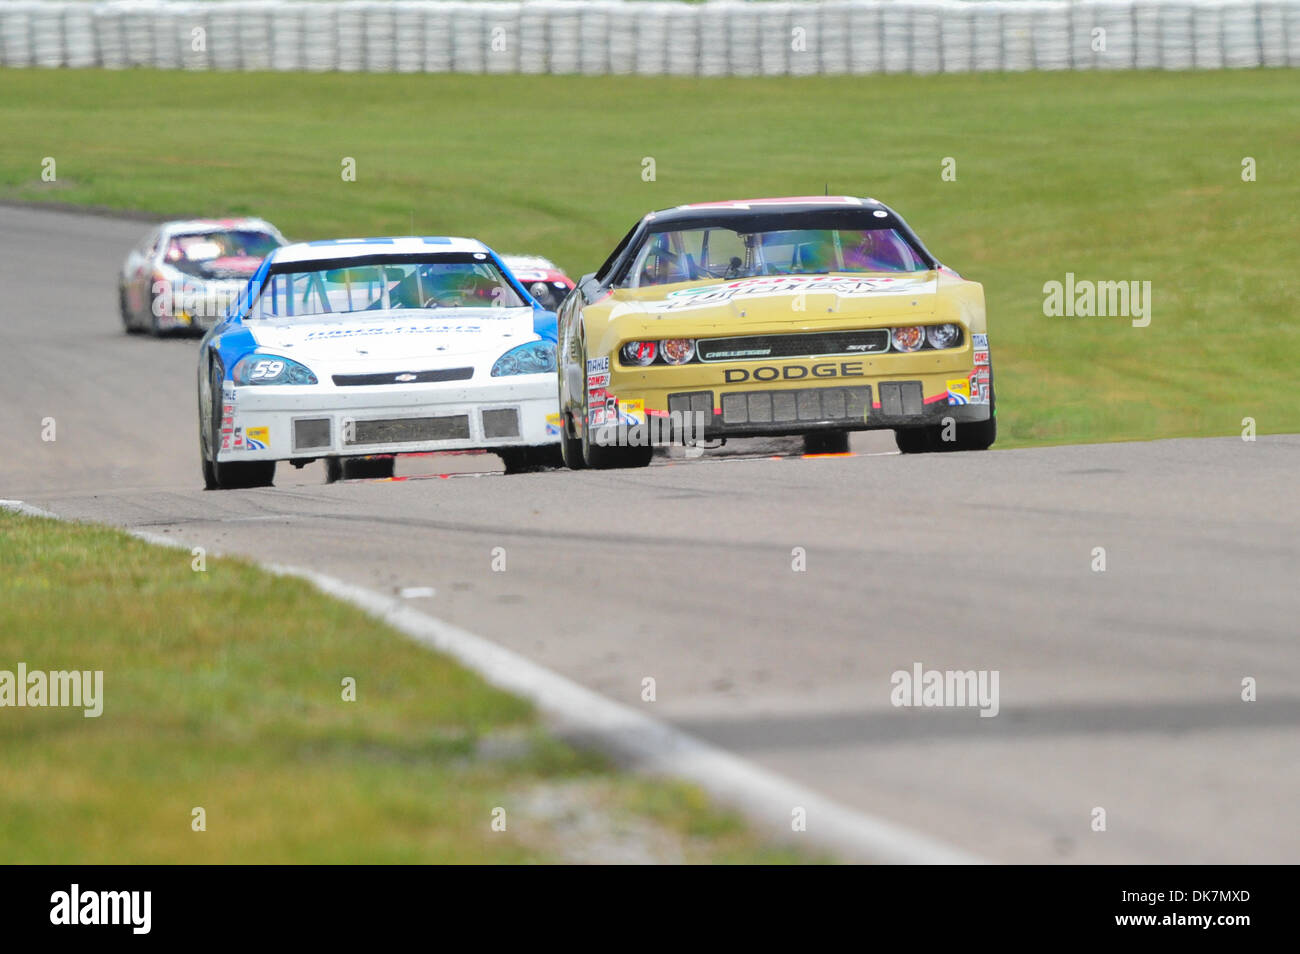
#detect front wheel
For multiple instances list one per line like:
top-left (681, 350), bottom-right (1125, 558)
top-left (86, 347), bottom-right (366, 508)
top-left (119, 286), bottom-right (140, 334)
top-left (326, 456), bottom-right (395, 482)
top-left (803, 430), bottom-right (851, 455)
top-left (580, 409), bottom-right (653, 470)
top-left (895, 396), bottom-right (996, 453)
top-left (203, 364), bottom-right (275, 489)
top-left (559, 411), bottom-right (586, 470)
top-left (499, 445), bottom-right (564, 474)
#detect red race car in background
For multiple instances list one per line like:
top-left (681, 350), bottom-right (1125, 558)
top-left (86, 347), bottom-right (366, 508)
top-left (501, 254), bottom-right (575, 312)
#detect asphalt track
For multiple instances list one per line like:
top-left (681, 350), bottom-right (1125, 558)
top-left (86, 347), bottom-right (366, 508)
top-left (2, 203), bottom-right (1298, 864)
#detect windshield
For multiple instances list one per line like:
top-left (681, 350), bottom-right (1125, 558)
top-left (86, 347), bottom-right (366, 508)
top-left (626, 226), bottom-right (927, 288)
top-left (165, 229), bottom-right (281, 278)
top-left (246, 254), bottom-right (527, 319)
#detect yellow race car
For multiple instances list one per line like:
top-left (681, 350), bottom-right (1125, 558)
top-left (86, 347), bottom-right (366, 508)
top-left (555, 196), bottom-right (994, 468)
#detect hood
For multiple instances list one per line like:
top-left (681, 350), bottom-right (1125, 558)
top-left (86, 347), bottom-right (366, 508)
top-left (611, 273), bottom-right (939, 324)
top-left (243, 308), bottom-right (538, 364)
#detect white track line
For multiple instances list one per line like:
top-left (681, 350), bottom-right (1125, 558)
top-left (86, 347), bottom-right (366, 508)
top-left (3, 500), bottom-right (982, 864)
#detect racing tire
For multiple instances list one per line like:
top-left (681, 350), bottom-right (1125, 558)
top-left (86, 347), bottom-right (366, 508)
top-left (149, 292), bottom-right (165, 337)
top-left (576, 346), bottom-right (652, 469)
top-left (203, 364), bottom-right (275, 489)
top-left (894, 426), bottom-right (936, 454)
top-left (584, 438), bottom-right (653, 470)
top-left (803, 430), bottom-right (851, 455)
top-left (499, 445), bottom-right (564, 475)
top-left (212, 458), bottom-right (276, 489)
top-left (327, 456), bottom-right (396, 482)
top-left (120, 286), bottom-right (140, 334)
top-left (559, 411), bottom-right (586, 471)
top-left (201, 437), bottom-right (219, 490)
top-left (895, 388), bottom-right (997, 454)
top-left (580, 403), bottom-right (653, 470)
top-left (954, 413), bottom-right (996, 452)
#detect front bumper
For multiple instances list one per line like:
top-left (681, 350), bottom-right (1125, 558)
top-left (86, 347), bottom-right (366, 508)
top-left (217, 373), bottom-right (560, 462)
top-left (587, 355), bottom-right (991, 445)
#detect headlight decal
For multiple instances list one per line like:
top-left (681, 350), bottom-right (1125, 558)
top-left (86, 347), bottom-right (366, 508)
top-left (491, 340), bottom-right (556, 377)
top-left (231, 354), bottom-right (318, 386)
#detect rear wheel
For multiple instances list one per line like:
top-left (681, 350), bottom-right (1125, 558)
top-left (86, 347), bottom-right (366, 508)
top-left (803, 430), bottom-right (851, 455)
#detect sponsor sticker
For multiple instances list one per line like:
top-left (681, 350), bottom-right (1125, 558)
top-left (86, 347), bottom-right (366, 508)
top-left (587, 372), bottom-right (610, 389)
top-left (946, 378), bottom-right (971, 406)
top-left (244, 426), bottom-right (269, 451)
top-left (971, 333), bottom-right (989, 350)
top-left (302, 323), bottom-right (491, 341)
top-left (657, 275), bottom-right (935, 312)
top-left (619, 399), bottom-right (646, 427)
top-left (586, 356), bottom-right (609, 374)
top-left (232, 427), bottom-right (243, 449)
top-left (545, 413), bottom-right (563, 437)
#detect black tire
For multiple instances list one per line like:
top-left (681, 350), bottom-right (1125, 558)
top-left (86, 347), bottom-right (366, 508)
top-left (119, 286), bottom-right (140, 335)
top-left (499, 445), bottom-right (564, 474)
top-left (803, 430), bottom-right (851, 455)
top-left (895, 426), bottom-right (937, 454)
top-left (328, 456), bottom-right (396, 481)
top-left (559, 411), bottom-right (586, 470)
top-left (895, 388), bottom-right (997, 454)
top-left (574, 342), bottom-right (652, 470)
top-left (580, 405), bottom-right (653, 469)
top-left (954, 413), bottom-right (996, 451)
top-left (203, 363), bottom-right (275, 489)
top-left (201, 435), bottom-right (219, 489)
top-left (149, 291), bottom-right (164, 337)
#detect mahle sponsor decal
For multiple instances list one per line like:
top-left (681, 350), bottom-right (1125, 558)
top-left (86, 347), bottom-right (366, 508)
top-left (724, 361), bottom-right (866, 383)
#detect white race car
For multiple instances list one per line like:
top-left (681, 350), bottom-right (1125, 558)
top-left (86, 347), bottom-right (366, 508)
top-left (197, 237), bottom-right (562, 488)
top-left (119, 218), bottom-right (286, 336)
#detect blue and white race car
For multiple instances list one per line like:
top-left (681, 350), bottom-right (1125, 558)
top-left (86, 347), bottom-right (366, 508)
top-left (197, 237), bottom-right (561, 488)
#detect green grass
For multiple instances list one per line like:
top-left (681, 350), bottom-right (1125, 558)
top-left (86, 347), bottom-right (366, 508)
top-left (2, 68), bottom-right (1297, 446)
top-left (0, 511), bottom-right (817, 863)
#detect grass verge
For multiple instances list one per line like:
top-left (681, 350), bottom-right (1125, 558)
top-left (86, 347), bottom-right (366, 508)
top-left (1, 68), bottom-right (1297, 447)
top-left (0, 510), bottom-right (818, 863)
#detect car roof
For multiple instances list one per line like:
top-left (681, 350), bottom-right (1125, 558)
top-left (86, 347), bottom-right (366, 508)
top-left (161, 218), bottom-right (279, 235)
top-left (270, 236), bottom-right (492, 265)
top-left (501, 254), bottom-right (561, 271)
top-left (647, 195), bottom-right (883, 224)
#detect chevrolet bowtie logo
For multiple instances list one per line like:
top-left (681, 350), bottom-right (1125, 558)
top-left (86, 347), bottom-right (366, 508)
top-left (394, 373), bottom-right (417, 382)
